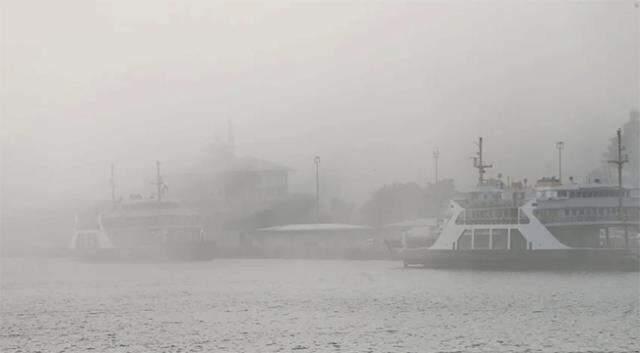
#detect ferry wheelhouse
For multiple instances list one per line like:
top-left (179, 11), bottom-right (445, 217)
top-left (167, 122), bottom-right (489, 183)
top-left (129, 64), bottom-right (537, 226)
top-left (400, 138), bottom-right (640, 271)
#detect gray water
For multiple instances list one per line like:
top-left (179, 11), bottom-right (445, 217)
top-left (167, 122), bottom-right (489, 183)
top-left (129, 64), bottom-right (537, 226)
top-left (1, 258), bottom-right (638, 353)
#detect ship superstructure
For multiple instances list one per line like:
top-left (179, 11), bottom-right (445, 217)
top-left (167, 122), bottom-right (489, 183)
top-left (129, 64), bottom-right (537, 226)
top-left (533, 181), bottom-right (639, 248)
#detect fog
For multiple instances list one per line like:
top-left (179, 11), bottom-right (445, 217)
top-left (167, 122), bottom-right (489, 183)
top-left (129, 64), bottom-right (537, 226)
top-left (2, 2), bottom-right (640, 352)
top-left (3, 0), bottom-right (638, 209)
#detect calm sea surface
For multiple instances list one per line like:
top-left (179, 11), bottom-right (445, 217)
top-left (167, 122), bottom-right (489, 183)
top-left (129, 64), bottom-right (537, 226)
top-left (1, 258), bottom-right (638, 353)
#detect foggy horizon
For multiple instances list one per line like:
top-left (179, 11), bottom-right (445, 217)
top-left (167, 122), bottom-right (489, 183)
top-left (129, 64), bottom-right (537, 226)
top-left (2, 0), bottom-right (639, 210)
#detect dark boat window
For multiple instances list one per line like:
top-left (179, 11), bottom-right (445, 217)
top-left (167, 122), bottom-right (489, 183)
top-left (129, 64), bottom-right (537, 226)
top-left (492, 229), bottom-right (508, 249)
top-left (457, 230), bottom-right (472, 250)
top-left (510, 229), bottom-right (527, 250)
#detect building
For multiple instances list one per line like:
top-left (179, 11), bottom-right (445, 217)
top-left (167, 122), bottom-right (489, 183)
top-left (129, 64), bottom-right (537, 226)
top-left (221, 156), bottom-right (290, 210)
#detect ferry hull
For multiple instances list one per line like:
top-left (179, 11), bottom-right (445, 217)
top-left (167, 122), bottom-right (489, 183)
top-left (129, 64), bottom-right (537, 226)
top-left (401, 248), bottom-right (640, 271)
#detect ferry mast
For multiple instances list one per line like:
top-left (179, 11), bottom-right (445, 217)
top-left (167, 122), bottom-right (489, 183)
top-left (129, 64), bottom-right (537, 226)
top-left (473, 137), bottom-right (493, 185)
top-left (608, 128), bottom-right (629, 247)
top-left (433, 148), bottom-right (440, 183)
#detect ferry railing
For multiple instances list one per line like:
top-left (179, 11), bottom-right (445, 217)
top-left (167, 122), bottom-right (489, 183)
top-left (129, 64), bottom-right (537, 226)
top-left (454, 217), bottom-right (530, 225)
top-left (537, 214), bottom-right (640, 225)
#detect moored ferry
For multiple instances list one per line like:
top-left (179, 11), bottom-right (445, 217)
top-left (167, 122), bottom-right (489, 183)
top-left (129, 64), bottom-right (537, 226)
top-left (400, 138), bottom-right (640, 271)
top-left (71, 199), bottom-right (215, 261)
top-left (70, 162), bottom-right (215, 261)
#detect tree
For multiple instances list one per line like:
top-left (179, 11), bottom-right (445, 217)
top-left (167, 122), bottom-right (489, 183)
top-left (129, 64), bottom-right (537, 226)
top-left (423, 179), bottom-right (456, 217)
top-left (359, 180), bottom-right (456, 227)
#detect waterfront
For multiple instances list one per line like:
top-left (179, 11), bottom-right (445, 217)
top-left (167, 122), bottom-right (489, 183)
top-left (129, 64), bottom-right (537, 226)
top-left (1, 258), bottom-right (638, 353)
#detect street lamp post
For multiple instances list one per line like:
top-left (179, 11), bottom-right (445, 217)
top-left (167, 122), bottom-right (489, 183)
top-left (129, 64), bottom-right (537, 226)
top-left (433, 148), bottom-right (439, 184)
top-left (432, 148), bottom-right (441, 227)
top-left (556, 141), bottom-right (564, 184)
top-left (314, 156), bottom-right (321, 223)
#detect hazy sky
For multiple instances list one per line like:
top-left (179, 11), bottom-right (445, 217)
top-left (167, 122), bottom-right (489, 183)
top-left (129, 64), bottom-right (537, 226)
top-left (1, 0), bottom-right (639, 207)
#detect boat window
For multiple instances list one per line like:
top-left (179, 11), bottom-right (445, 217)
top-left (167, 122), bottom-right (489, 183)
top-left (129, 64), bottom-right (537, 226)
top-left (491, 229), bottom-right (508, 250)
top-left (474, 229), bottom-right (490, 249)
top-left (457, 230), bottom-right (472, 250)
top-left (77, 233), bottom-right (97, 249)
top-left (510, 229), bottom-right (527, 250)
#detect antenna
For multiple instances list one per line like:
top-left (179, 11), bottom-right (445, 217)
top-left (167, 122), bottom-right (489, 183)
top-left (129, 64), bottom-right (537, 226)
top-left (473, 137), bottom-right (493, 185)
top-left (556, 141), bottom-right (564, 184)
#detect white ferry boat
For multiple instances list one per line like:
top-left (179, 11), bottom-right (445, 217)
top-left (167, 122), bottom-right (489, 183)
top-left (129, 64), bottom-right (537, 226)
top-left (70, 163), bottom-right (215, 261)
top-left (400, 138), bottom-right (640, 271)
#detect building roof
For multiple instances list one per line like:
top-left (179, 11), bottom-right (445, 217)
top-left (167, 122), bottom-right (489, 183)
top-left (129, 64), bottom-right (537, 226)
top-left (257, 223), bottom-right (371, 232)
